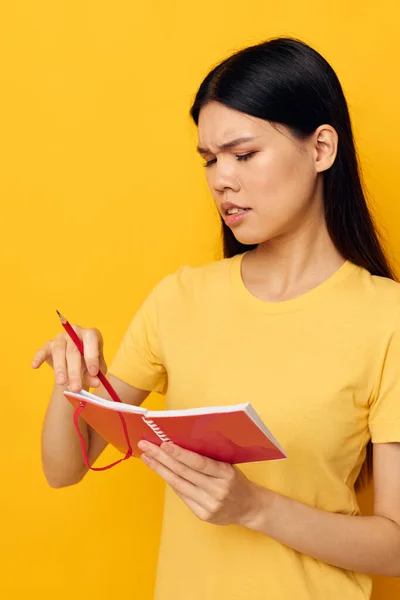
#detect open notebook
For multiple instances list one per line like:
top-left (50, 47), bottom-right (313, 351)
top-left (64, 389), bottom-right (287, 470)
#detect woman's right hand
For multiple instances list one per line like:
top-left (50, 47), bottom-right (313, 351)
top-left (32, 326), bottom-right (107, 392)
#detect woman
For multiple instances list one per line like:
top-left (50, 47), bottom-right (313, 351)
top-left (33, 37), bottom-right (400, 599)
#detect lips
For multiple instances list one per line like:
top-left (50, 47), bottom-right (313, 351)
top-left (223, 207), bottom-right (252, 227)
top-left (221, 201), bottom-right (251, 216)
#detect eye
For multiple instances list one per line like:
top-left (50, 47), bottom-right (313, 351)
top-left (236, 151), bottom-right (256, 162)
top-left (202, 151), bottom-right (256, 168)
top-left (203, 158), bottom-right (217, 168)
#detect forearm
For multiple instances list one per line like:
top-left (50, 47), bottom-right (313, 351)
top-left (244, 485), bottom-right (400, 577)
top-left (41, 384), bottom-right (89, 487)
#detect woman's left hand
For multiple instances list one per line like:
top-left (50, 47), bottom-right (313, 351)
top-left (137, 439), bottom-right (265, 526)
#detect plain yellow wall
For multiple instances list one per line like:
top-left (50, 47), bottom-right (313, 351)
top-left (2, 1), bottom-right (400, 598)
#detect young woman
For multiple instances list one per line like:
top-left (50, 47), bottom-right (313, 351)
top-left (33, 37), bottom-right (400, 599)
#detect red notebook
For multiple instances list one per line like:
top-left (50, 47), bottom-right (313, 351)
top-left (64, 389), bottom-right (287, 468)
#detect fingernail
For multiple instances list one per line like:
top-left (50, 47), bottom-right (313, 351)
top-left (32, 361), bottom-right (37, 368)
top-left (89, 366), bottom-right (97, 376)
top-left (57, 375), bottom-right (66, 385)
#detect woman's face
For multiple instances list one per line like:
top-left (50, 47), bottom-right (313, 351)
top-left (197, 101), bottom-right (333, 247)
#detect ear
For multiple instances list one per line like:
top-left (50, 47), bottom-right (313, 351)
top-left (313, 125), bottom-right (338, 173)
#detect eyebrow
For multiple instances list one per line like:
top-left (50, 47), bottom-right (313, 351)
top-left (196, 136), bottom-right (258, 155)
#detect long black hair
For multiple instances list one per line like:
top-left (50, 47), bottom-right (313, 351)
top-left (190, 36), bottom-right (396, 490)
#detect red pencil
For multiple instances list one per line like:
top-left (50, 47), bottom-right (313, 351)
top-left (56, 310), bottom-right (122, 404)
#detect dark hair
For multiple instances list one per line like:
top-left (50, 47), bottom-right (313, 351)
top-left (190, 36), bottom-right (396, 491)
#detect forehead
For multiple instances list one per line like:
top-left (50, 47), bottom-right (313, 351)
top-left (197, 101), bottom-right (275, 149)
top-left (198, 102), bottom-right (262, 141)
top-left (197, 101), bottom-right (294, 154)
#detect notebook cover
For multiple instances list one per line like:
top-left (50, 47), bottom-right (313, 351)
top-left (152, 412), bottom-right (285, 463)
top-left (65, 392), bottom-right (286, 464)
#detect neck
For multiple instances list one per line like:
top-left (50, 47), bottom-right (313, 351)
top-left (242, 214), bottom-right (345, 303)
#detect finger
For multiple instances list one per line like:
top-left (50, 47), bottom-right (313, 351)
top-left (161, 442), bottom-right (229, 478)
top-left (138, 441), bottom-right (221, 494)
top-left (141, 453), bottom-right (211, 508)
top-left (81, 328), bottom-right (102, 376)
top-left (86, 375), bottom-right (101, 388)
top-left (82, 358), bottom-right (106, 388)
top-left (32, 342), bottom-right (51, 369)
top-left (100, 355), bottom-right (107, 374)
top-left (173, 489), bottom-right (210, 521)
top-left (51, 333), bottom-right (68, 385)
top-left (66, 337), bottom-right (83, 391)
top-left (83, 370), bottom-right (101, 388)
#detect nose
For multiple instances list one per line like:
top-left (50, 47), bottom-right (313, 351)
top-left (211, 160), bottom-right (241, 194)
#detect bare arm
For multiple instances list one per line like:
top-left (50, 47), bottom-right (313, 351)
top-left (138, 440), bottom-right (400, 576)
top-left (41, 375), bottom-right (149, 488)
top-left (244, 442), bottom-right (400, 576)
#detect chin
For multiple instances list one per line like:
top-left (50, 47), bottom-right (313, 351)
top-left (231, 219), bottom-right (288, 246)
top-left (232, 229), bottom-right (272, 246)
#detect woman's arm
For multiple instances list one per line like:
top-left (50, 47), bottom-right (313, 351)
top-left (137, 439), bottom-right (400, 577)
top-left (243, 442), bottom-right (400, 577)
top-left (41, 375), bottom-right (149, 487)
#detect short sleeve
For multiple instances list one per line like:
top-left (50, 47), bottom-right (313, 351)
top-left (107, 276), bottom-right (172, 395)
top-left (369, 310), bottom-right (400, 443)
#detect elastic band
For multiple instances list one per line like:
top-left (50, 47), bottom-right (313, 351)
top-left (73, 402), bottom-right (133, 471)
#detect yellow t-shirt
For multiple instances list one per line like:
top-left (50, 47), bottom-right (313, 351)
top-left (108, 252), bottom-right (400, 600)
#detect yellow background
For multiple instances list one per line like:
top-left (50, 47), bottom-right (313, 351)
top-left (1, 1), bottom-right (400, 598)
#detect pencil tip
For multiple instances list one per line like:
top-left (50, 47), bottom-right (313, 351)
top-left (56, 310), bottom-right (66, 324)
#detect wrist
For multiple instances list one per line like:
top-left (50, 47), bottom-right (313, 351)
top-left (238, 482), bottom-right (276, 532)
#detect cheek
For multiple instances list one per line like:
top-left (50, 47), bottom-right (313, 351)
top-left (251, 152), bottom-right (312, 203)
